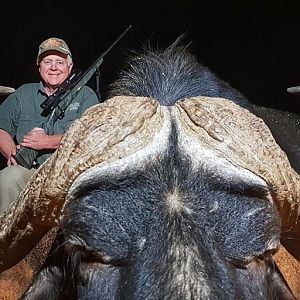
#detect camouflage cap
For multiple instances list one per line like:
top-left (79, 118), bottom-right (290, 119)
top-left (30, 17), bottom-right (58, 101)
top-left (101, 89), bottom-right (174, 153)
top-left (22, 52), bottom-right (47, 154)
top-left (37, 37), bottom-right (72, 61)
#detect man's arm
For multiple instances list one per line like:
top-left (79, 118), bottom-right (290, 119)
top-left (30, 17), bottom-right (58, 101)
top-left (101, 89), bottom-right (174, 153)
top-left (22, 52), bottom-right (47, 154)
top-left (20, 128), bottom-right (63, 150)
top-left (0, 129), bottom-right (17, 165)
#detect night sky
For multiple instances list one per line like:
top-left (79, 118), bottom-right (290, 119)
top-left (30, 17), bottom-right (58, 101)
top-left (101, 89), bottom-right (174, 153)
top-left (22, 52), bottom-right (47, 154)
top-left (1, 0), bottom-right (300, 113)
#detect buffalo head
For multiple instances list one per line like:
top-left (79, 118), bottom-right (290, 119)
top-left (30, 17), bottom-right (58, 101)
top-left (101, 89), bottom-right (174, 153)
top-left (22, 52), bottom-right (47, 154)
top-left (0, 38), bottom-right (299, 299)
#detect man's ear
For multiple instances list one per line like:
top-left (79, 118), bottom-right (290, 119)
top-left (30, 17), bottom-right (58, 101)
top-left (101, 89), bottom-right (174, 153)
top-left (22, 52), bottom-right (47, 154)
top-left (69, 63), bottom-right (73, 73)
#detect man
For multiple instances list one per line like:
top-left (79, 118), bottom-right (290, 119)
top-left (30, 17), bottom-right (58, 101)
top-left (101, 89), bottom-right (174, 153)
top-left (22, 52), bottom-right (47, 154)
top-left (0, 37), bottom-right (99, 213)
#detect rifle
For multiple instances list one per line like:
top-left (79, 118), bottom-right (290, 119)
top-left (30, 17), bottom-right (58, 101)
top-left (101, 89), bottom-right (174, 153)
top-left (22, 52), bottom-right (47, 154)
top-left (14, 25), bottom-right (132, 169)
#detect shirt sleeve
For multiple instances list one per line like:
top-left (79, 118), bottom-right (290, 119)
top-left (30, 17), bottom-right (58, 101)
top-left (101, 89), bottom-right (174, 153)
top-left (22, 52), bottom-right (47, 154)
top-left (0, 92), bottom-right (20, 137)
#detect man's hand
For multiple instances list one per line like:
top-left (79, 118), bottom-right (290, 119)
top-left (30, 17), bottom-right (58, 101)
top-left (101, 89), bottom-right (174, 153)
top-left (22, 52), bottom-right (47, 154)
top-left (6, 147), bottom-right (17, 166)
top-left (7, 155), bottom-right (17, 166)
top-left (20, 127), bottom-right (48, 150)
top-left (20, 127), bottom-right (63, 150)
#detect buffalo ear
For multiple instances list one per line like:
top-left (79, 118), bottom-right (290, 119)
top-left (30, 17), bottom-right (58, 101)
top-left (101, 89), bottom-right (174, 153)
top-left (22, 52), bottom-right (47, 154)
top-left (274, 244), bottom-right (300, 298)
top-left (0, 227), bottom-right (58, 299)
top-left (287, 86), bottom-right (300, 94)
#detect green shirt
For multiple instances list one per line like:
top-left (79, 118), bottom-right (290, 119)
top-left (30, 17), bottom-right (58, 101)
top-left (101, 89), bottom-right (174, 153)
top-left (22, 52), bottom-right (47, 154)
top-left (0, 82), bottom-right (99, 165)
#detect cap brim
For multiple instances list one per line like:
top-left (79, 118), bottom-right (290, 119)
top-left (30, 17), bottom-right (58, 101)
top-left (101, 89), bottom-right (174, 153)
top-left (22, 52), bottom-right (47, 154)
top-left (39, 49), bottom-right (69, 56)
top-left (37, 49), bottom-right (70, 63)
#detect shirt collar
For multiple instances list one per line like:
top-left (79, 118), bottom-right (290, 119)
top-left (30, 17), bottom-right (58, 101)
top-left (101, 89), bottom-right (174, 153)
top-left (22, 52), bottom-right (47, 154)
top-left (37, 81), bottom-right (48, 96)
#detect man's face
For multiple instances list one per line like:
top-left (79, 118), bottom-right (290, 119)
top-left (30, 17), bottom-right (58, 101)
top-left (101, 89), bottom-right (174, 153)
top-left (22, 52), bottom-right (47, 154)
top-left (39, 52), bottom-right (73, 88)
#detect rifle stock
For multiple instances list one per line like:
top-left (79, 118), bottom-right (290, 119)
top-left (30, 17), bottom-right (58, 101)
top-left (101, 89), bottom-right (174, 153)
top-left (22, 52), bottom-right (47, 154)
top-left (14, 25), bottom-right (132, 169)
top-left (14, 147), bottom-right (38, 169)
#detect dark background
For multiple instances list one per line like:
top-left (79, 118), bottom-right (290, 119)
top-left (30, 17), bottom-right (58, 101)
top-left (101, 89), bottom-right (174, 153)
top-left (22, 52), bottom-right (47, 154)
top-left (1, 0), bottom-right (300, 112)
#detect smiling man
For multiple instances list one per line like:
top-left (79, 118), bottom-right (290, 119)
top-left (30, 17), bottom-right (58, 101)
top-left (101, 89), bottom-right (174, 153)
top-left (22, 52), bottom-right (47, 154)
top-left (0, 37), bottom-right (99, 213)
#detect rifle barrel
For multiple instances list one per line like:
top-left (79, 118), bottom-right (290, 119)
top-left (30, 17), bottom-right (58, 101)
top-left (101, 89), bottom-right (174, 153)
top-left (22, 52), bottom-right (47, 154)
top-left (101, 25), bottom-right (132, 57)
top-left (78, 24), bottom-right (132, 87)
top-left (54, 24), bottom-right (133, 112)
